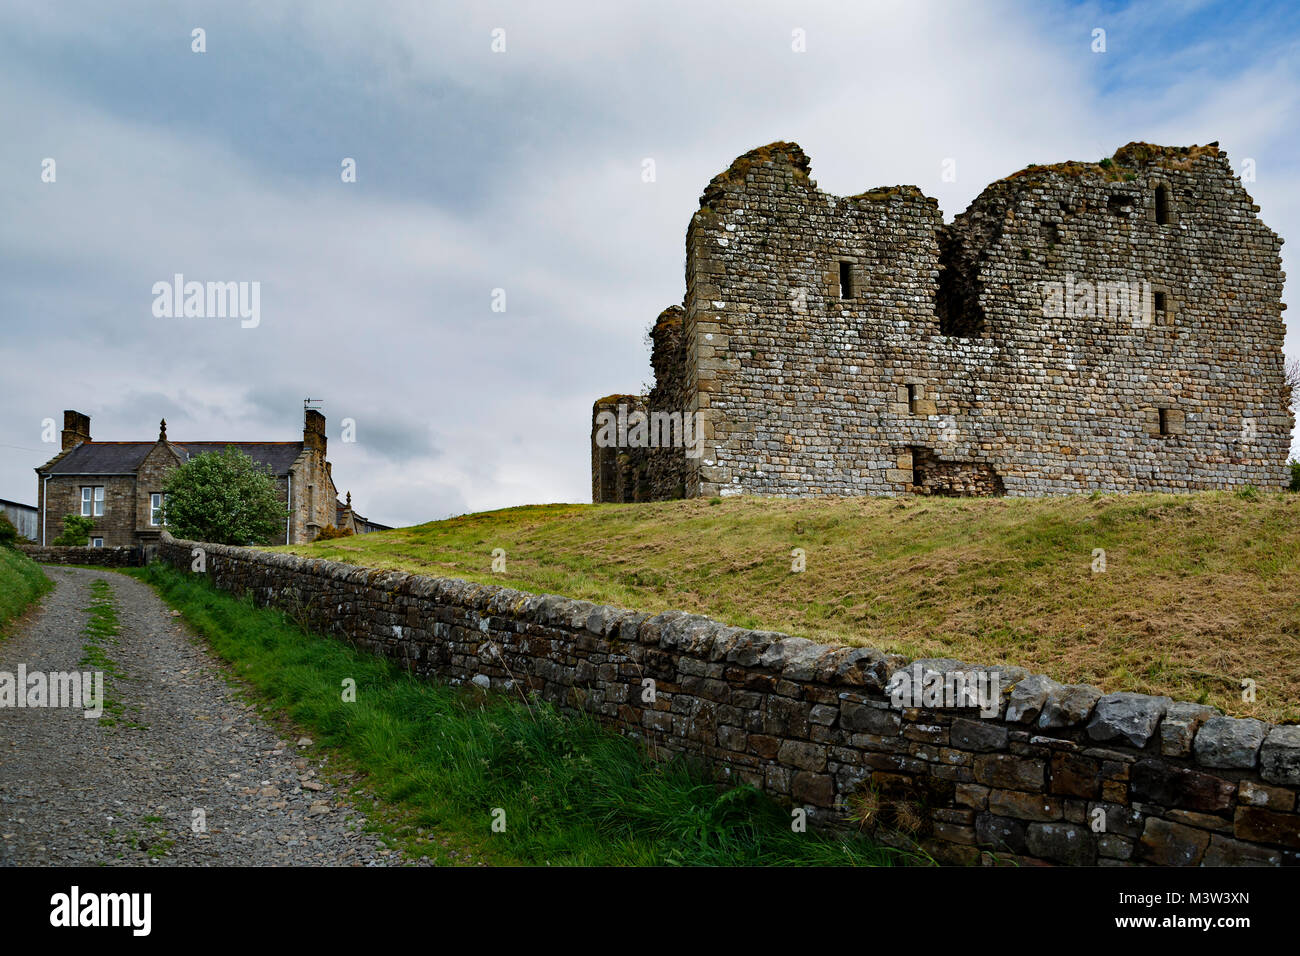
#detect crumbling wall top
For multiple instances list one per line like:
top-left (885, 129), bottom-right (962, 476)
top-left (699, 141), bottom-right (938, 214)
top-left (999, 141), bottom-right (1225, 185)
top-left (652, 305), bottom-right (683, 334)
top-left (593, 393), bottom-right (643, 408)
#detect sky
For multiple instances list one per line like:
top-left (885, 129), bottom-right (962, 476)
top-left (1, 0), bottom-right (1297, 527)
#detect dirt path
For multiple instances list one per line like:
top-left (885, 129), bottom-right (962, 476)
top-left (0, 566), bottom-right (406, 866)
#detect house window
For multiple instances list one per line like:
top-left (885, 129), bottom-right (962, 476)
top-left (150, 493), bottom-right (166, 526)
top-left (1155, 185), bottom-right (1170, 225)
top-left (91, 538), bottom-right (104, 549)
top-left (839, 261), bottom-right (854, 299)
top-left (81, 486), bottom-right (104, 517)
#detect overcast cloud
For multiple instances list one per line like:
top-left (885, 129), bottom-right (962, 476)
top-left (1, 0), bottom-right (1296, 526)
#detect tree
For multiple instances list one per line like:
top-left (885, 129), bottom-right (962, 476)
top-left (0, 513), bottom-right (18, 548)
top-left (51, 514), bottom-right (95, 546)
top-left (161, 446), bottom-right (289, 545)
top-left (1288, 357), bottom-right (1300, 412)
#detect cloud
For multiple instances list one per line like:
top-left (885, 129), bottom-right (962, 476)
top-left (0, 0), bottom-right (1295, 526)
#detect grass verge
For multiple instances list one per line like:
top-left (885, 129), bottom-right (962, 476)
top-left (129, 562), bottom-right (921, 867)
top-left (0, 546), bottom-right (52, 640)
top-left (80, 578), bottom-right (137, 727)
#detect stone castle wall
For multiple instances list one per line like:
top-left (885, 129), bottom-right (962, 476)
top-left (159, 531), bottom-right (1300, 866)
top-left (590, 307), bottom-right (692, 504)
top-left (595, 141), bottom-right (1291, 501)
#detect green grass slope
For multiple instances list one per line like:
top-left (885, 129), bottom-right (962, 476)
top-left (273, 491), bottom-right (1300, 722)
top-left (133, 563), bottom-right (913, 866)
top-left (0, 546), bottom-right (51, 639)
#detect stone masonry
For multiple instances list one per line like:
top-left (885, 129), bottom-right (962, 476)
top-left (159, 531), bottom-right (1300, 866)
top-left (594, 141), bottom-right (1291, 500)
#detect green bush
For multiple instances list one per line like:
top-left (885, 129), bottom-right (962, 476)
top-left (51, 514), bottom-right (95, 546)
top-left (1289, 459), bottom-right (1300, 492)
top-left (0, 513), bottom-right (17, 548)
top-left (315, 524), bottom-right (354, 540)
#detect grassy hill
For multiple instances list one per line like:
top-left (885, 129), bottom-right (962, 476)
top-left (274, 491), bottom-right (1300, 723)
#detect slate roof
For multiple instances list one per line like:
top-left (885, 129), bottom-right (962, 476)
top-left (41, 441), bottom-right (304, 476)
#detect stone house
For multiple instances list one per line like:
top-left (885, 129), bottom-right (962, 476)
top-left (34, 407), bottom-right (376, 549)
top-left (594, 141), bottom-right (1292, 501)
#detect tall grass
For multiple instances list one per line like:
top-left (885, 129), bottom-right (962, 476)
top-left (130, 562), bottom-right (917, 867)
top-left (0, 546), bottom-right (51, 640)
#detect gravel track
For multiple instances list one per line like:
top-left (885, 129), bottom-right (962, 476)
top-left (0, 566), bottom-right (410, 866)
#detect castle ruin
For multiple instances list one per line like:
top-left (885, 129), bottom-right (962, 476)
top-left (592, 141), bottom-right (1291, 501)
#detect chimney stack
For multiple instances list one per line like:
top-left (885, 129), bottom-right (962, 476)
top-left (61, 410), bottom-right (91, 450)
top-left (303, 407), bottom-right (327, 456)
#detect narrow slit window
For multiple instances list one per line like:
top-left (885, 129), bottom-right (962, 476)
top-left (839, 261), bottom-right (854, 300)
top-left (1158, 407), bottom-right (1170, 436)
top-left (907, 384), bottom-right (920, 414)
top-left (1155, 185), bottom-right (1170, 225)
top-left (1154, 291), bottom-right (1167, 316)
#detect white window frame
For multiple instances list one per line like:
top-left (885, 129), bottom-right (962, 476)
top-left (81, 486), bottom-right (104, 517)
top-left (91, 537), bottom-right (104, 549)
top-left (150, 492), bottom-right (166, 526)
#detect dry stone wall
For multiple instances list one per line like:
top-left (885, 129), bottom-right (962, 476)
top-left (158, 531), bottom-right (1300, 866)
top-left (596, 141), bottom-right (1291, 501)
top-left (21, 545), bottom-right (142, 567)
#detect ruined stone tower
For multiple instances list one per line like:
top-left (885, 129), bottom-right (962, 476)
top-left (593, 141), bottom-right (1291, 500)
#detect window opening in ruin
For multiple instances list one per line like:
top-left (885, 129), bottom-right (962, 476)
top-left (936, 232), bottom-right (985, 337)
top-left (839, 261), bottom-right (854, 299)
top-left (1158, 407), bottom-right (1170, 436)
top-left (1155, 185), bottom-right (1170, 225)
top-left (907, 384), bottom-right (920, 414)
top-left (1154, 291), bottom-right (1167, 317)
